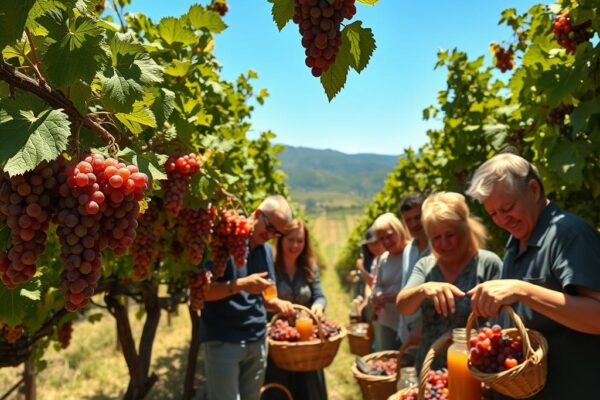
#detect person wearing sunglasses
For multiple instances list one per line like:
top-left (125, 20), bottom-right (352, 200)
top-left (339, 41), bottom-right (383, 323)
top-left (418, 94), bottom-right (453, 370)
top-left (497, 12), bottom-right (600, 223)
top-left (201, 195), bottom-right (295, 400)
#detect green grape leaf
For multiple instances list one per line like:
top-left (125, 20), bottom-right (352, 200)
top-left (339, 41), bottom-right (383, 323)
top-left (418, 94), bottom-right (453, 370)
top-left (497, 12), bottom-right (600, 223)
top-left (87, 313), bottom-right (104, 323)
top-left (357, 0), bottom-right (380, 5)
top-left (344, 21), bottom-right (376, 73)
top-left (320, 35), bottom-right (353, 102)
top-left (0, 105), bottom-right (71, 176)
top-left (150, 88), bottom-right (176, 125)
top-left (157, 16), bottom-right (197, 46)
top-left (187, 5), bottom-right (227, 33)
top-left (0, 0), bottom-right (36, 49)
top-left (37, 10), bottom-right (106, 88)
top-left (165, 59), bottom-right (192, 77)
top-left (268, 0), bottom-right (294, 31)
top-left (0, 279), bottom-right (41, 326)
top-left (133, 152), bottom-right (168, 182)
top-left (115, 103), bottom-right (157, 135)
top-left (570, 99), bottom-right (600, 133)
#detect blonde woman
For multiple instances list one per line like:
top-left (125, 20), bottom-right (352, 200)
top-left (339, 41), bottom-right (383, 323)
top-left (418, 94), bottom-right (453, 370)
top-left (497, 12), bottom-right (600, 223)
top-left (371, 212), bottom-right (411, 350)
top-left (395, 192), bottom-right (502, 371)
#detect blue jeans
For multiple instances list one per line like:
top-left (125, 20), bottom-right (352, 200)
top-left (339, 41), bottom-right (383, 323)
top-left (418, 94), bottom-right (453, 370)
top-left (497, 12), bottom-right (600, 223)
top-left (203, 338), bottom-right (268, 400)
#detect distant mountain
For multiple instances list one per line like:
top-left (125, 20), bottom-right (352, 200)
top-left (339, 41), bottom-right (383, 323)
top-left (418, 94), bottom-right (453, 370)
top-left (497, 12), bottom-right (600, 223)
top-left (278, 145), bottom-right (398, 211)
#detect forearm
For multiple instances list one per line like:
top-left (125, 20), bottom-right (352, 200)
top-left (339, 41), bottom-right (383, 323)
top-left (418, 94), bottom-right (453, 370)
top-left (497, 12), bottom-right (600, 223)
top-left (396, 286), bottom-right (426, 315)
top-left (518, 282), bottom-right (600, 334)
top-left (205, 280), bottom-right (238, 301)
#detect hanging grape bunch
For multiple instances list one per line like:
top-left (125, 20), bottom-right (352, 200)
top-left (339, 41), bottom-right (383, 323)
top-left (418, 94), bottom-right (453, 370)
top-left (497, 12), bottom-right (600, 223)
top-left (0, 323), bottom-right (24, 344)
top-left (132, 200), bottom-right (160, 280)
top-left (547, 103), bottom-right (575, 126)
top-left (179, 206), bottom-right (217, 265)
top-left (292, 0), bottom-right (357, 77)
top-left (57, 321), bottom-right (73, 349)
top-left (491, 44), bottom-right (514, 72)
top-left (189, 269), bottom-right (212, 311)
top-left (553, 11), bottom-right (592, 54)
top-left (163, 153), bottom-right (201, 218)
top-left (55, 154), bottom-right (148, 312)
top-left (0, 160), bottom-right (61, 288)
top-left (209, 1), bottom-right (229, 16)
top-left (209, 209), bottom-right (254, 277)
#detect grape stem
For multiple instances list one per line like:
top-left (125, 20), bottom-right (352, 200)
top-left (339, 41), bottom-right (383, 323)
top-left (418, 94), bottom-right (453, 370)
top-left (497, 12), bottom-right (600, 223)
top-left (0, 59), bottom-right (117, 146)
top-left (24, 28), bottom-right (46, 86)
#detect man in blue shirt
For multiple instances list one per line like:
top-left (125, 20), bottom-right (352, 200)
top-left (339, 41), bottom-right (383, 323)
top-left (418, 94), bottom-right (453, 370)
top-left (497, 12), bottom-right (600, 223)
top-left (201, 195), bottom-right (294, 400)
top-left (466, 153), bottom-right (600, 398)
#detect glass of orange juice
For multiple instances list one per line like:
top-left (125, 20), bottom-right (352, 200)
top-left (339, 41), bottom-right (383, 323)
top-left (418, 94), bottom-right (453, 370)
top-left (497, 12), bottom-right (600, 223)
top-left (262, 280), bottom-right (277, 301)
top-left (296, 312), bottom-right (314, 341)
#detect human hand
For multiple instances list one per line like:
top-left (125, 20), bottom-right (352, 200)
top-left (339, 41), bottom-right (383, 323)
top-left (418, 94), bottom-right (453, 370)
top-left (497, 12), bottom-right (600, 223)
top-left (467, 280), bottom-right (525, 318)
top-left (420, 282), bottom-right (465, 317)
top-left (268, 299), bottom-right (294, 316)
top-left (311, 304), bottom-right (325, 318)
top-left (237, 272), bottom-right (271, 295)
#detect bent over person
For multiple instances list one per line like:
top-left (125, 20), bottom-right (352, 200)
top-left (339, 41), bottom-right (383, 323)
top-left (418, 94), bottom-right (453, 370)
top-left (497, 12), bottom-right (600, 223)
top-left (200, 195), bottom-right (294, 400)
top-left (466, 153), bottom-right (600, 399)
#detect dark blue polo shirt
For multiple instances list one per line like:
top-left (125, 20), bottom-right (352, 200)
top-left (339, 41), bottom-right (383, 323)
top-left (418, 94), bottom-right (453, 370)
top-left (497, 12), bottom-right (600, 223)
top-left (499, 202), bottom-right (600, 399)
top-left (200, 243), bottom-right (276, 343)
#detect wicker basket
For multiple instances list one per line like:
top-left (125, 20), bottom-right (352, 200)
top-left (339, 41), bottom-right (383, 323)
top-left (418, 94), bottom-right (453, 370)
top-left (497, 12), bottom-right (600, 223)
top-left (352, 341), bottom-right (416, 400)
top-left (387, 332), bottom-right (452, 400)
top-left (267, 304), bottom-right (346, 372)
top-left (260, 383), bottom-right (293, 400)
top-left (346, 322), bottom-right (373, 356)
top-left (466, 306), bottom-right (548, 399)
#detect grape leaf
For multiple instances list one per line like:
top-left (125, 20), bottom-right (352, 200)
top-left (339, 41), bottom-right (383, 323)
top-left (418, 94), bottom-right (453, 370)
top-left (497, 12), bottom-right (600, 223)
top-left (100, 33), bottom-right (163, 112)
top-left (157, 16), bottom-right (197, 46)
top-left (320, 33), bottom-right (353, 101)
top-left (0, 279), bottom-right (41, 326)
top-left (0, 105), bottom-right (71, 176)
top-left (134, 152), bottom-right (168, 182)
top-left (115, 101), bottom-right (157, 135)
top-left (268, 0), bottom-right (294, 31)
top-left (150, 88), bottom-right (176, 125)
top-left (344, 21), bottom-right (376, 73)
top-left (357, 0), bottom-right (380, 5)
top-left (37, 9), bottom-right (106, 88)
top-left (0, 0), bottom-right (36, 50)
top-left (165, 60), bottom-right (192, 77)
top-left (187, 5), bottom-right (227, 33)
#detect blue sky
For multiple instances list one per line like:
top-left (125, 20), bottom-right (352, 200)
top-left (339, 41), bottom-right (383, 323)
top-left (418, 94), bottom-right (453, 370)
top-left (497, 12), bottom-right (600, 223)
top-left (118, 0), bottom-right (539, 155)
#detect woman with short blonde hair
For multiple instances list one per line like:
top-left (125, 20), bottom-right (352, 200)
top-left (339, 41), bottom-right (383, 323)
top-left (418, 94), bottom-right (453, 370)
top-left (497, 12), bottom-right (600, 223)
top-left (396, 192), bottom-right (502, 371)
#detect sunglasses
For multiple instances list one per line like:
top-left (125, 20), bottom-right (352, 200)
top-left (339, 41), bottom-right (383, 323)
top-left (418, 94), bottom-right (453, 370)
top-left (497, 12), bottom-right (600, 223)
top-left (260, 213), bottom-right (285, 237)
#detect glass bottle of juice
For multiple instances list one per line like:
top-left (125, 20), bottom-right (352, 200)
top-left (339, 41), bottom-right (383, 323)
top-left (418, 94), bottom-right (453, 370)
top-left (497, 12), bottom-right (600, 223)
top-left (447, 328), bottom-right (482, 400)
top-left (296, 312), bottom-right (314, 341)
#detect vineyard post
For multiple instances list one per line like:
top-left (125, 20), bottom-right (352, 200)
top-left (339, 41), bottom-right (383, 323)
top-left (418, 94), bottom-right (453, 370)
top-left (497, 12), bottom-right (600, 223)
top-left (23, 360), bottom-right (36, 400)
top-left (183, 305), bottom-right (201, 400)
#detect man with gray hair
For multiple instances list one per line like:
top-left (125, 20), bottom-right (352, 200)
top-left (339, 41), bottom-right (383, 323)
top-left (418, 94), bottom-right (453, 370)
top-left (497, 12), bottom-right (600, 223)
top-left (200, 194), bottom-right (294, 400)
top-left (465, 153), bottom-right (600, 398)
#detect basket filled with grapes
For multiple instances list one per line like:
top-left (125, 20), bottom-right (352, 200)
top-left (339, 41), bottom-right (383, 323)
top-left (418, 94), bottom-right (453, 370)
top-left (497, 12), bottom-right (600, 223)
top-left (352, 341), bottom-right (416, 400)
top-left (267, 304), bottom-right (346, 372)
top-left (466, 306), bottom-right (548, 399)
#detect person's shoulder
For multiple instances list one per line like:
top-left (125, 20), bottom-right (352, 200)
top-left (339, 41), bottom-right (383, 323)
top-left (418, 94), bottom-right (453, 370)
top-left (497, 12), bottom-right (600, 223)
top-left (550, 205), bottom-right (598, 239)
top-left (415, 254), bottom-right (436, 271)
top-left (477, 249), bottom-right (503, 269)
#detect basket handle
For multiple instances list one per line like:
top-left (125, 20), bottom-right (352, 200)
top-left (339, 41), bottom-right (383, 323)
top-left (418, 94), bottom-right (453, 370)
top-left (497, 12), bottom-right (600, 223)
top-left (269, 304), bottom-right (324, 342)
top-left (465, 305), bottom-right (533, 360)
top-left (394, 340), bottom-right (412, 385)
top-left (260, 383), bottom-right (293, 400)
top-left (418, 331), bottom-right (452, 400)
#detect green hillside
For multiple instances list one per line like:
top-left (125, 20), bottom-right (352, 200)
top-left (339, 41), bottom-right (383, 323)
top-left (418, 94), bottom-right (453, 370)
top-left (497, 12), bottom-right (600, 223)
top-left (278, 145), bottom-right (398, 213)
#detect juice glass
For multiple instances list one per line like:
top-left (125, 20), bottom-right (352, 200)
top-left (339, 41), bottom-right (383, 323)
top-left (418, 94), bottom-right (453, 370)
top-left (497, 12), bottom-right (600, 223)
top-left (296, 315), bottom-right (314, 341)
top-left (262, 280), bottom-right (277, 301)
top-left (447, 328), bottom-right (482, 400)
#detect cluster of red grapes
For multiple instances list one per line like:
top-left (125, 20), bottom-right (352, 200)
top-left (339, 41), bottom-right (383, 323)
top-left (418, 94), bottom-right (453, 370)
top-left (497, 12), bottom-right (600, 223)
top-left (189, 269), bottom-right (212, 311)
top-left (132, 200), bottom-right (160, 280)
top-left (0, 323), bottom-right (24, 344)
top-left (469, 325), bottom-right (525, 373)
top-left (491, 44), bottom-right (514, 72)
top-left (179, 206), bottom-right (217, 265)
top-left (55, 154), bottom-right (147, 311)
top-left (57, 321), bottom-right (73, 349)
top-left (269, 319), bottom-right (301, 342)
top-left (162, 153), bottom-right (201, 218)
top-left (210, 1), bottom-right (228, 16)
top-left (0, 160), bottom-right (61, 288)
top-left (422, 368), bottom-right (448, 400)
top-left (292, 0), bottom-right (356, 77)
top-left (365, 357), bottom-right (397, 376)
top-left (312, 318), bottom-right (342, 339)
top-left (553, 12), bottom-right (593, 54)
top-left (547, 103), bottom-right (575, 126)
top-left (209, 209), bottom-right (253, 277)
top-left (400, 389), bottom-right (418, 400)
